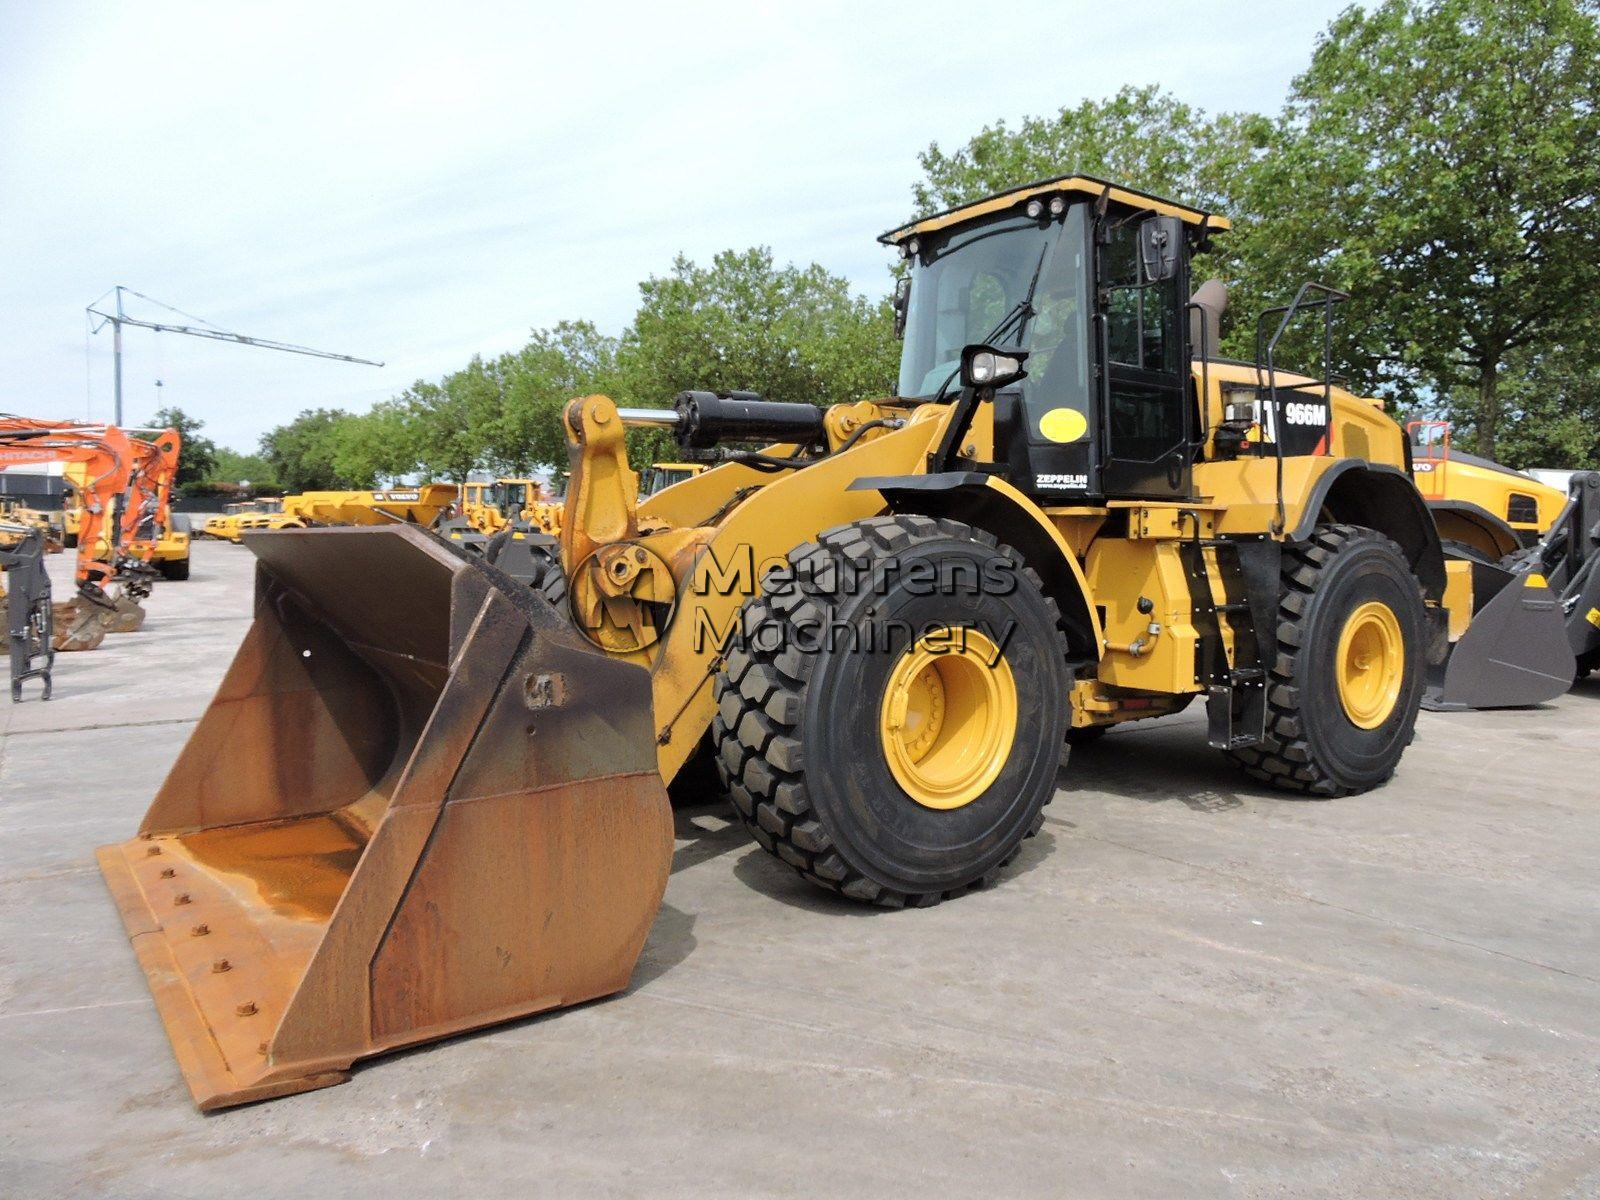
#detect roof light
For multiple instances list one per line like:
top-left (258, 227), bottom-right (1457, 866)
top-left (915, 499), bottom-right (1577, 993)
top-left (1048, 195), bottom-right (1067, 216)
top-left (1024, 199), bottom-right (1045, 220)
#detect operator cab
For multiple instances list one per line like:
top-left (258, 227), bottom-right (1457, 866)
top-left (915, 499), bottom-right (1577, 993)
top-left (884, 174), bottom-right (1226, 503)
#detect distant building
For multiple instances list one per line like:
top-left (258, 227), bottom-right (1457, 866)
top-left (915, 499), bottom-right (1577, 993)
top-left (0, 462), bottom-right (67, 506)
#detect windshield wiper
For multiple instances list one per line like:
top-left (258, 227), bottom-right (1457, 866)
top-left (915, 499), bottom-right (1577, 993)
top-left (927, 241), bottom-right (1051, 405)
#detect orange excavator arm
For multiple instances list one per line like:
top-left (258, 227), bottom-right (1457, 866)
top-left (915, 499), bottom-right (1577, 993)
top-left (0, 418), bottom-right (136, 589)
top-left (122, 428), bottom-right (182, 563)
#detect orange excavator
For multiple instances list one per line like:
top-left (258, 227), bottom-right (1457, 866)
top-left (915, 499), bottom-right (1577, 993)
top-left (0, 417), bottom-right (141, 650)
top-left (123, 428), bottom-right (191, 581)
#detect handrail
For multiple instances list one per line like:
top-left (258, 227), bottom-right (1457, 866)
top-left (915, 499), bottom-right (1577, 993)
top-left (1253, 281), bottom-right (1350, 533)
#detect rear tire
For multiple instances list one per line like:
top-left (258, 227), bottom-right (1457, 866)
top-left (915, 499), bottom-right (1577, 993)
top-left (1227, 524), bottom-right (1425, 797)
top-left (713, 515), bottom-right (1072, 907)
top-left (160, 556), bottom-right (191, 582)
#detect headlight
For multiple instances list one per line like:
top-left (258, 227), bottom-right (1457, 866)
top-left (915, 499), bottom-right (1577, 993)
top-left (1024, 198), bottom-right (1045, 219)
top-left (1224, 397), bottom-right (1259, 424)
top-left (960, 344), bottom-right (1029, 390)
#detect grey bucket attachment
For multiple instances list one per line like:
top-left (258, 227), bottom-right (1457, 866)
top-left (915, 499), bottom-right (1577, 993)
top-left (1423, 571), bottom-right (1576, 711)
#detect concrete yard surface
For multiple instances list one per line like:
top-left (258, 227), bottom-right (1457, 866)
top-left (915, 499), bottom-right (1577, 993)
top-left (2, 540), bottom-right (1598, 1198)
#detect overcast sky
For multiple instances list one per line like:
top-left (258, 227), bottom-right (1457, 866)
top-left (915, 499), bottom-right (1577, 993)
top-left (0, 1), bottom-right (1352, 453)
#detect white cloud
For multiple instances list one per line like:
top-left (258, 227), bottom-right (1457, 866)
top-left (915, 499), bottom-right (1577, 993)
top-left (0, 0), bottom-right (1352, 450)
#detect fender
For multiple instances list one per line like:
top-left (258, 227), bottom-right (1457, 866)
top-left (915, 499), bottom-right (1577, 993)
top-left (851, 472), bottom-right (1104, 660)
top-left (1423, 497), bottom-right (1524, 560)
top-left (1294, 460), bottom-right (1447, 600)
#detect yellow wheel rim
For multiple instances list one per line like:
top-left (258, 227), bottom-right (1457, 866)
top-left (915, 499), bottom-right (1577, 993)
top-left (879, 628), bottom-right (1017, 810)
top-left (1335, 600), bottom-right (1404, 729)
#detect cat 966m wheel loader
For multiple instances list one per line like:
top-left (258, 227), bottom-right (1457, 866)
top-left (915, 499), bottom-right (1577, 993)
top-left (98, 175), bottom-right (1570, 1110)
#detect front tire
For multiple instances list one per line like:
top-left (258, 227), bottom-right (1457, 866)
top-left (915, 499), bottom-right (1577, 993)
top-left (1228, 524), bottom-right (1426, 796)
top-left (713, 515), bottom-right (1072, 907)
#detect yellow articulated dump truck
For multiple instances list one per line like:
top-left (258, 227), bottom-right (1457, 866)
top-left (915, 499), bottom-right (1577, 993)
top-left (276, 483), bottom-right (459, 528)
top-left (98, 174), bottom-right (1576, 1110)
top-left (202, 500), bottom-right (281, 542)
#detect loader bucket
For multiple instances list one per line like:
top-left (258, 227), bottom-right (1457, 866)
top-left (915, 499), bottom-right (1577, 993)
top-left (102, 589), bottom-right (147, 634)
top-left (96, 525), bottom-right (672, 1110)
top-left (1423, 570), bottom-right (1577, 710)
top-left (51, 596), bottom-right (108, 652)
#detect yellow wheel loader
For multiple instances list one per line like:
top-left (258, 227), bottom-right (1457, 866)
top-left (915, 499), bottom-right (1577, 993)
top-left (439, 478), bottom-right (561, 584)
top-left (99, 174), bottom-right (1570, 1111)
top-left (1409, 419), bottom-right (1568, 558)
top-left (640, 461), bottom-right (705, 497)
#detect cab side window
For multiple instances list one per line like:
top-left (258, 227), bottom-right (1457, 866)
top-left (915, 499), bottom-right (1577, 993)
top-left (1104, 227), bottom-right (1179, 373)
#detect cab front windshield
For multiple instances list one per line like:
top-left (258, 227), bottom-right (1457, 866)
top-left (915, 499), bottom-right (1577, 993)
top-left (494, 482), bottom-right (529, 513)
top-left (896, 205), bottom-right (1091, 413)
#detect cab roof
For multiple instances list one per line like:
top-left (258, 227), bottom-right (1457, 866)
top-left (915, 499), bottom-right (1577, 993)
top-left (879, 173), bottom-right (1230, 246)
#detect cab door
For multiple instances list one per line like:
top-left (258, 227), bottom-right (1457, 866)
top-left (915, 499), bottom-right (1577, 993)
top-left (1097, 217), bottom-right (1191, 499)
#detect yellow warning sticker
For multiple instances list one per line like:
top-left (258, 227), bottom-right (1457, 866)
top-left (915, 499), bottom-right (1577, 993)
top-left (1526, 573), bottom-right (1548, 588)
top-left (1039, 407), bottom-right (1089, 444)
top-left (1587, 607), bottom-right (1600, 630)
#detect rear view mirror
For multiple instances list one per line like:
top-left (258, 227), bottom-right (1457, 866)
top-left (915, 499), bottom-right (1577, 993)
top-left (892, 276), bottom-right (911, 339)
top-left (1138, 214), bottom-right (1182, 284)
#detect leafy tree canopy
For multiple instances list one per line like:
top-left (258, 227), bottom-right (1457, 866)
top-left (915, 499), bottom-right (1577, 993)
top-left (148, 405), bottom-right (218, 487)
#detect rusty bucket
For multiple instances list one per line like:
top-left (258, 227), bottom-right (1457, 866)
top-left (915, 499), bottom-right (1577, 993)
top-left (97, 525), bottom-right (672, 1110)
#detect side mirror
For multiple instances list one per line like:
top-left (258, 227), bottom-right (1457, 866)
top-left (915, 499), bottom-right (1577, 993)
top-left (960, 344), bottom-right (1029, 391)
top-left (1138, 214), bottom-right (1183, 284)
top-left (892, 276), bottom-right (911, 340)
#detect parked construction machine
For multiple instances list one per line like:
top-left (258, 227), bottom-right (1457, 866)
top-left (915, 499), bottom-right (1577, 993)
top-left (201, 499), bottom-right (277, 542)
top-left (640, 461), bottom-right (704, 497)
top-left (438, 478), bottom-right (561, 582)
top-left (278, 484), bottom-right (459, 529)
top-left (123, 428), bottom-right (192, 581)
top-left (1499, 470), bottom-right (1600, 680)
top-left (0, 418), bottom-right (145, 650)
top-left (99, 174), bottom-right (1574, 1111)
top-left (0, 498), bottom-right (63, 552)
top-left (0, 519), bottom-right (54, 700)
top-left (1409, 420), bottom-right (1568, 559)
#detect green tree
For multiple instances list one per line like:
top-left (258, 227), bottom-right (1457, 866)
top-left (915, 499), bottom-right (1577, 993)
top-left (496, 321), bottom-right (624, 474)
top-left (327, 401), bottom-right (422, 487)
top-left (914, 84), bottom-right (1264, 215)
top-left (260, 408), bottom-right (356, 492)
top-left (1443, 342), bottom-right (1600, 470)
top-left (149, 405), bottom-right (218, 487)
top-left (624, 248), bottom-right (897, 409)
top-left (209, 447), bottom-right (278, 487)
top-left (400, 365), bottom-right (498, 483)
top-left (910, 85), bottom-right (1276, 355)
top-left (1253, 0), bottom-right (1600, 453)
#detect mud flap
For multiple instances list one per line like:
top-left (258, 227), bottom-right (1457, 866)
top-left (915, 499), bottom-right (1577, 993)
top-left (97, 525), bottom-right (672, 1110)
top-left (1423, 572), bottom-right (1576, 710)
